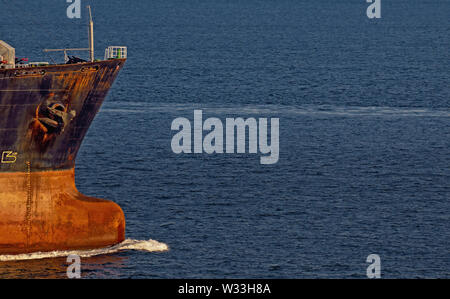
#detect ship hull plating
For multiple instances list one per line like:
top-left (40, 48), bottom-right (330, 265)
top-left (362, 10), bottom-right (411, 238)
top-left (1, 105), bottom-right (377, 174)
top-left (0, 59), bottom-right (126, 254)
top-left (0, 169), bottom-right (125, 254)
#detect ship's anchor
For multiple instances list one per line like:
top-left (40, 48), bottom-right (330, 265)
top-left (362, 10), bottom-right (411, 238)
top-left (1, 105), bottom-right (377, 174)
top-left (36, 101), bottom-right (76, 134)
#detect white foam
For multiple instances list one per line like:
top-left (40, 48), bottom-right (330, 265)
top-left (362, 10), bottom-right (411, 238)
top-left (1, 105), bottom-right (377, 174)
top-left (102, 102), bottom-right (450, 118)
top-left (0, 239), bottom-right (169, 262)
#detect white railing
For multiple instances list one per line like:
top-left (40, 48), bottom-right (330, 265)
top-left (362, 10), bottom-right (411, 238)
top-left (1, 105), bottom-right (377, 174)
top-left (104, 46), bottom-right (127, 60)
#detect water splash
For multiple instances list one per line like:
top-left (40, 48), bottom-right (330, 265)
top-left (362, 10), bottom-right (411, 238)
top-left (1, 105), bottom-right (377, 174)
top-left (0, 239), bottom-right (169, 262)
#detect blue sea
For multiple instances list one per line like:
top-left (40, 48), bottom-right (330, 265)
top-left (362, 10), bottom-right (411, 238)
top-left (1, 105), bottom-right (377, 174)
top-left (0, 0), bottom-right (449, 278)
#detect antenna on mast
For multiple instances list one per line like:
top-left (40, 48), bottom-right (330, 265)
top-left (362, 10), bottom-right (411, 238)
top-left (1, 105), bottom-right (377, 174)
top-left (87, 5), bottom-right (94, 62)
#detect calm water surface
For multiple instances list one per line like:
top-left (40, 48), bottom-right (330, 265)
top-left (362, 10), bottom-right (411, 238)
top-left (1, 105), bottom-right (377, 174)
top-left (0, 0), bottom-right (449, 278)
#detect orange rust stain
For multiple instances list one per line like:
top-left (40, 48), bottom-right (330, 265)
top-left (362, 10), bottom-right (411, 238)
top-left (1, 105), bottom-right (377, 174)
top-left (0, 169), bottom-right (125, 254)
top-left (28, 104), bottom-right (54, 152)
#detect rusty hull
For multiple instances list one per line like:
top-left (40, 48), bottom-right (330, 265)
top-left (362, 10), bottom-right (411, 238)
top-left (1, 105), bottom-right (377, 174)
top-left (0, 59), bottom-right (126, 254)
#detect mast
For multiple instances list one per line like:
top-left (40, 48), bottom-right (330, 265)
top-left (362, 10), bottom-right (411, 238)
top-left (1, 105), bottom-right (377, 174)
top-left (87, 5), bottom-right (94, 62)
